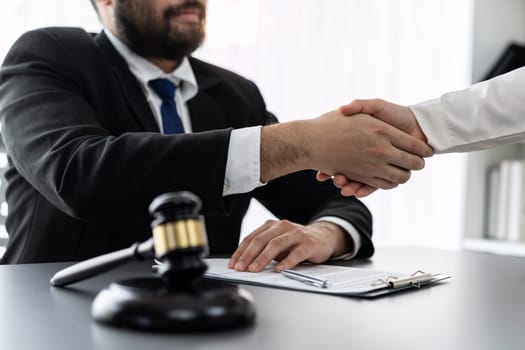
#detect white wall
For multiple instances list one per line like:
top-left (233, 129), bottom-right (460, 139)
top-left (196, 0), bottom-right (474, 250)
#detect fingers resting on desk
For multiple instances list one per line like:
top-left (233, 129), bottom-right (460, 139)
top-left (228, 220), bottom-right (349, 273)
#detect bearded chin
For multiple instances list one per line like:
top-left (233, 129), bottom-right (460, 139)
top-left (116, 14), bottom-right (205, 61)
top-left (160, 25), bottom-right (205, 60)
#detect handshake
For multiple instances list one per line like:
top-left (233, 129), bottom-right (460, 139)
top-left (318, 99), bottom-right (431, 198)
top-left (260, 99), bottom-right (432, 198)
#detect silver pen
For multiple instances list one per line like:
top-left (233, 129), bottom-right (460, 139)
top-left (281, 269), bottom-right (329, 289)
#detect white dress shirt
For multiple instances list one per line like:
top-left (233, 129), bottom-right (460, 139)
top-left (104, 30), bottom-right (361, 259)
top-left (411, 66), bottom-right (525, 153)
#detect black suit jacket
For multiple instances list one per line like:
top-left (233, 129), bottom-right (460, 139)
top-left (0, 28), bottom-right (373, 264)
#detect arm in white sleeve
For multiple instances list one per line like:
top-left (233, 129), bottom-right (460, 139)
top-left (223, 126), bottom-right (265, 196)
top-left (410, 66), bottom-right (525, 153)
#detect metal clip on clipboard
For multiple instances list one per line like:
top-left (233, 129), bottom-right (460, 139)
top-left (371, 270), bottom-right (434, 289)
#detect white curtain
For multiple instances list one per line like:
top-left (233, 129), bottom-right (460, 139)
top-left (0, 0), bottom-right (473, 251)
top-left (198, 0), bottom-right (473, 250)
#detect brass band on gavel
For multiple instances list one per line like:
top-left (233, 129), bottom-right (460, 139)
top-left (152, 219), bottom-right (207, 256)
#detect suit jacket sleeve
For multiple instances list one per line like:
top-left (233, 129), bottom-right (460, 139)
top-left (411, 66), bottom-right (525, 153)
top-left (0, 28), bottom-right (233, 220)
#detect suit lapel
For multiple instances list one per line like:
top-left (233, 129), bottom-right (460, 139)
top-left (93, 36), bottom-right (230, 133)
top-left (187, 92), bottom-right (228, 132)
top-left (187, 58), bottom-right (229, 132)
top-left (95, 32), bottom-right (159, 132)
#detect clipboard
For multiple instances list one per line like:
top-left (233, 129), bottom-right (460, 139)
top-left (203, 259), bottom-right (451, 298)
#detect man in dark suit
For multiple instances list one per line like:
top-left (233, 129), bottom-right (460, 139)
top-left (0, 0), bottom-right (431, 270)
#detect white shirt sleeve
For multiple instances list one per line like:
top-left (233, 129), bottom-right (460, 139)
top-left (223, 126), bottom-right (265, 196)
top-left (410, 66), bottom-right (525, 153)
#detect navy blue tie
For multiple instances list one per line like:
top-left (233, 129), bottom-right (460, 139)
top-left (148, 78), bottom-right (185, 134)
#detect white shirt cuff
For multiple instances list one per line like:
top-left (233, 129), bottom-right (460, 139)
top-left (223, 126), bottom-right (265, 196)
top-left (410, 99), bottom-right (453, 153)
top-left (316, 216), bottom-right (362, 261)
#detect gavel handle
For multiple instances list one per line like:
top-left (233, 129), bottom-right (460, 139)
top-left (50, 239), bottom-right (154, 287)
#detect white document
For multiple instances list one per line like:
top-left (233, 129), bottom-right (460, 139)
top-left (204, 258), bottom-right (437, 296)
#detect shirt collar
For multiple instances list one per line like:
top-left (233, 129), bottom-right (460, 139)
top-left (104, 29), bottom-right (198, 102)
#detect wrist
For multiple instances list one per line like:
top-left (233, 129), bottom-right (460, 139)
top-left (310, 221), bottom-right (354, 259)
top-left (259, 120), bottom-right (313, 182)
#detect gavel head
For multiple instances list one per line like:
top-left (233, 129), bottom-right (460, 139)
top-left (148, 191), bottom-right (208, 290)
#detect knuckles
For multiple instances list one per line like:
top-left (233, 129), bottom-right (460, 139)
top-left (268, 234), bottom-right (289, 248)
top-left (263, 219), bottom-right (278, 226)
top-left (368, 144), bottom-right (392, 160)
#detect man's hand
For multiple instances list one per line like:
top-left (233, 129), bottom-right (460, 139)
top-left (339, 99), bottom-right (428, 142)
top-left (228, 220), bottom-right (352, 272)
top-left (261, 109), bottom-right (433, 191)
top-left (316, 100), bottom-right (432, 197)
top-left (316, 172), bottom-right (379, 198)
